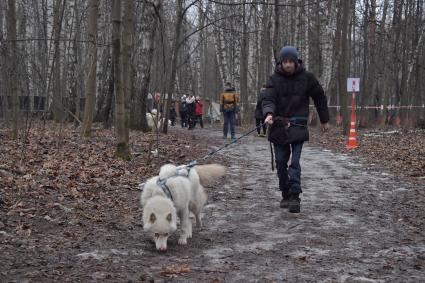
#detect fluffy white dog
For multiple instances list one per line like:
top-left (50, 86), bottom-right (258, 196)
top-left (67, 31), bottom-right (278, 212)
top-left (141, 163), bottom-right (225, 251)
top-left (146, 109), bottom-right (162, 130)
top-left (146, 109), bottom-right (171, 129)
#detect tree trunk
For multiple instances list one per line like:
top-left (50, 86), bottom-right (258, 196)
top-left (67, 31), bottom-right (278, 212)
top-left (112, 0), bottom-right (130, 160)
top-left (240, 2), bottom-right (249, 122)
top-left (121, 0), bottom-right (134, 133)
top-left (162, 0), bottom-right (185, 134)
top-left (131, 0), bottom-right (159, 131)
top-left (52, 0), bottom-right (65, 122)
top-left (7, 0), bottom-right (19, 139)
top-left (272, 0), bottom-right (280, 64)
top-left (338, 0), bottom-right (350, 134)
top-left (103, 58), bottom-right (114, 128)
top-left (81, 0), bottom-right (99, 137)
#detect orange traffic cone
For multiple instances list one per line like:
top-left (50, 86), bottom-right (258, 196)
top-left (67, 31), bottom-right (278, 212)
top-left (347, 93), bottom-right (358, 149)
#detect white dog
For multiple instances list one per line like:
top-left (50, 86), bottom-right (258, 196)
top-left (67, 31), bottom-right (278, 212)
top-left (141, 163), bottom-right (225, 251)
top-left (146, 109), bottom-right (171, 130)
top-left (146, 109), bottom-right (162, 130)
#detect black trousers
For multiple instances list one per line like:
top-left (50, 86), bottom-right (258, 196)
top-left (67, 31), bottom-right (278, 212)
top-left (256, 118), bottom-right (266, 134)
top-left (192, 115), bottom-right (204, 128)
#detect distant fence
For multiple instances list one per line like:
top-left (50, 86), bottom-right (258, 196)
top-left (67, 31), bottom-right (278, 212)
top-left (309, 105), bottom-right (425, 128)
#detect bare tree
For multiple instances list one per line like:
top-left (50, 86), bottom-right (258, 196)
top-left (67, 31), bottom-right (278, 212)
top-left (112, 0), bottom-right (130, 160)
top-left (6, 0), bottom-right (19, 139)
top-left (338, 0), bottom-right (351, 134)
top-left (81, 0), bottom-right (99, 137)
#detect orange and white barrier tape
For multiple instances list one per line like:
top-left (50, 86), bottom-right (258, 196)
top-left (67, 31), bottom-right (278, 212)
top-left (310, 105), bottom-right (425, 110)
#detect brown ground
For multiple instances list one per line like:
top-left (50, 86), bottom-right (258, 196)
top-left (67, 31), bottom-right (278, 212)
top-left (0, 121), bottom-right (424, 282)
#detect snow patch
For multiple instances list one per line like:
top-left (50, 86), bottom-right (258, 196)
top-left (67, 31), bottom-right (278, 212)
top-left (77, 249), bottom-right (142, 260)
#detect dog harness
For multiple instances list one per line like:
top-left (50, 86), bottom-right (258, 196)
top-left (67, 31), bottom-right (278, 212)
top-left (156, 166), bottom-right (191, 201)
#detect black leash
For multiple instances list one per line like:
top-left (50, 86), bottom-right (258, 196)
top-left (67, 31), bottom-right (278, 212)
top-left (186, 122), bottom-right (269, 168)
top-left (270, 141), bottom-right (275, 171)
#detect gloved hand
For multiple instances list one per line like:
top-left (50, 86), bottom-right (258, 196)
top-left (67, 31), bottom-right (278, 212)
top-left (265, 114), bottom-right (273, 125)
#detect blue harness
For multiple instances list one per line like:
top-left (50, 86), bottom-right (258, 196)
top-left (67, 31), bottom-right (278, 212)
top-left (155, 166), bottom-right (191, 201)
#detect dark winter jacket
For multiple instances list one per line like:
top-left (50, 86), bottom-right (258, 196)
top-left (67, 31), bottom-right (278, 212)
top-left (169, 107), bottom-right (177, 119)
top-left (180, 101), bottom-right (188, 116)
top-left (262, 61), bottom-right (329, 143)
top-left (186, 96), bottom-right (196, 117)
top-left (255, 90), bottom-right (265, 119)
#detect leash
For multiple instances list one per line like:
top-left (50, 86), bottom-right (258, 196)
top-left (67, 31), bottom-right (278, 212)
top-left (270, 141), bottom-right (275, 171)
top-left (185, 121), bottom-right (269, 168)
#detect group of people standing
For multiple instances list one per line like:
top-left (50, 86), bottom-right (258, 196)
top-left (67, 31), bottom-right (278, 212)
top-left (178, 95), bottom-right (204, 130)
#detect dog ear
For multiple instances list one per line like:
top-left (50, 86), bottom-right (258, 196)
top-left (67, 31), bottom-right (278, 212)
top-left (149, 213), bottom-right (156, 223)
top-left (166, 213), bottom-right (172, 222)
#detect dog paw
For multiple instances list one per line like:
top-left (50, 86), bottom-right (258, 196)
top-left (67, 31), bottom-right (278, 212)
top-left (187, 232), bottom-right (192, 239)
top-left (178, 237), bottom-right (187, 245)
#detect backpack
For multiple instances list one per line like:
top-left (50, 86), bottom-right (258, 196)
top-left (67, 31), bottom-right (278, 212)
top-left (221, 92), bottom-right (236, 111)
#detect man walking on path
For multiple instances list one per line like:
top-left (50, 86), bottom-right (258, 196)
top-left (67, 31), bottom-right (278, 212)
top-left (263, 45), bottom-right (329, 213)
top-left (220, 82), bottom-right (239, 140)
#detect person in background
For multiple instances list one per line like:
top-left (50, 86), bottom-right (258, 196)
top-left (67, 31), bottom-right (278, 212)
top-left (169, 101), bottom-right (177, 126)
top-left (255, 85), bottom-right (267, 137)
top-left (219, 82), bottom-right (238, 140)
top-left (179, 95), bottom-right (188, 128)
top-left (193, 96), bottom-right (204, 129)
top-left (186, 94), bottom-right (196, 130)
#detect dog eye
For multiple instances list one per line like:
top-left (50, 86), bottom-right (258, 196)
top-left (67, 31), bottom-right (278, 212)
top-left (154, 233), bottom-right (159, 238)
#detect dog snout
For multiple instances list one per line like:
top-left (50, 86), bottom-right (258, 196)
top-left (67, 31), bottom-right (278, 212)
top-left (157, 246), bottom-right (167, 252)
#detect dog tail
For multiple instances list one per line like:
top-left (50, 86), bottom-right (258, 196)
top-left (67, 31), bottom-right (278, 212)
top-left (194, 164), bottom-right (225, 187)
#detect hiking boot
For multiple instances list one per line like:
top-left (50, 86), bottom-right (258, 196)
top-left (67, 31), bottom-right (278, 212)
top-left (288, 195), bottom-right (301, 213)
top-left (279, 196), bottom-right (290, 208)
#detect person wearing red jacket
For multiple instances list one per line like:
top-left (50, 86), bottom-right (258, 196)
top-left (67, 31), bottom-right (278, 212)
top-left (193, 96), bottom-right (204, 129)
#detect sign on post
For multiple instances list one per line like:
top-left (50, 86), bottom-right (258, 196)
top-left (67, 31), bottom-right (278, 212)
top-left (347, 78), bottom-right (360, 92)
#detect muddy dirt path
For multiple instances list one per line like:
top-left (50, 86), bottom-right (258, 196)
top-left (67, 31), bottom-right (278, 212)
top-left (1, 126), bottom-right (424, 282)
top-left (187, 129), bottom-right (424, 282)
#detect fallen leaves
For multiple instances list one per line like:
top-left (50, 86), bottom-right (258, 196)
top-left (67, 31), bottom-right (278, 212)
top-left (159, 264), bottom-right (191, 277)
top-left (0, 120), bottom-right (220, 280)
top-left (310, 127), bottom-right (425, 184)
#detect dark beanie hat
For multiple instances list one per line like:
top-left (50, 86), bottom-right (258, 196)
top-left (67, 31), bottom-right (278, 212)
top-left (279, 46), bottom-right (298, 63)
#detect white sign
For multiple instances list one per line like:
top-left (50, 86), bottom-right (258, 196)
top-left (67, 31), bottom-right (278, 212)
top-left (347, 78), bottom-right (360, 92)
